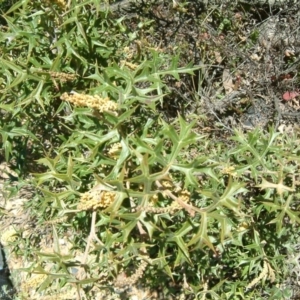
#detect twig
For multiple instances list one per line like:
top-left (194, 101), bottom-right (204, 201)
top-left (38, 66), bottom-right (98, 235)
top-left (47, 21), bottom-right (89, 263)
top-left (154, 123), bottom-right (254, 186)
top-left (77, 210), bottom-right (104, 283)
top-left (155, 180), bottom-right (206, 217)
top-left (82, 210), bottom-right (104, 265)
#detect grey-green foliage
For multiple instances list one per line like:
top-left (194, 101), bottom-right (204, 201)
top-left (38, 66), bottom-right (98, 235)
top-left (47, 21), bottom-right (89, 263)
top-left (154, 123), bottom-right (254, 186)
top-left (0, 0), bottom-right (300, 299)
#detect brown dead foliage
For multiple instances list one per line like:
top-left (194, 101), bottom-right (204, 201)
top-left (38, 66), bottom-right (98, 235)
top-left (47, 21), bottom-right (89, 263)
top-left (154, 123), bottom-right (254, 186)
top-left (115, 0), bottom-right (300, 140)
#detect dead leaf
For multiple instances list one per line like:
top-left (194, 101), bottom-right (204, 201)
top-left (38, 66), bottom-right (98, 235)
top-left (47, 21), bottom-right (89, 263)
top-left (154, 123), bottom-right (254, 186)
top-left (222, 69), bottom-right (234, 94)
top-left (214, 51), bottom-right (222, 64)
top-left (282, 91), bottom-right (300, 101)
top-left (285, 49), bottom-right (294, 57)
top-left (238, 35), bottom-right (247, 42)
top-left (0, 163), bottom-right (18, 179)
top-left (250, 53), bottom-right (261, 61)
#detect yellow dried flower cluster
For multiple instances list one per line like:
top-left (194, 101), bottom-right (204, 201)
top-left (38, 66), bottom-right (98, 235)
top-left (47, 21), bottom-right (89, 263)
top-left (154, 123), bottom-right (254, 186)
top-left (221, 165), bottom-right (237, 176)
top-left (139, 189), bottom-right (190, 214)
top-left (41, 289), bottom-right (76, 300)
top-left (21, 274), bottom-right (47, 293)
top-left (49, 71), bottom-right (77, 83)
top-left (43, 216), bottom-right (68, 225)
top-left (121, 60), bottom-right (138, 70)
top-left (138, 205), bottom-right (173, 214)
top-left (42, 0), bottom-right (67, 9)
top-left (34, 69), bottom-right (77, 82)
top-left (149, 194), bottom-right (159, 204)
top-left (108, 142), bottom-right (122, 159)
top-left (123, 46), bottom-right (134, 59)
top-left (169, 190), bottom-right (190, 210)
top-left (179, 189), bottom-right (190, 202)
top-left (127, 286), bottom-right (153, 300)
top-left (60, 92), bottom-right (118, 113)
top-left (0, 226), bottom-right (17, 246)
top-left (246, 260), bottom-right (276, 290)
top-left (161, 180), bottom-right (173, 188)
top-left (237, 221), bottom-right (250, 232)
top-left (78, 190), bottom-right (116, 211)
top-left (114, 259), bottom-right (148, 291)
top-left (169, 200), bottom-right (183, 210)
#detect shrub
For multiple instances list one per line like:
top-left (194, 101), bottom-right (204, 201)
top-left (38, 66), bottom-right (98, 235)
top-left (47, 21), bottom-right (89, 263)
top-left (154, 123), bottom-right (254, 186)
top-left (0, 1), bottom-right (299, 299)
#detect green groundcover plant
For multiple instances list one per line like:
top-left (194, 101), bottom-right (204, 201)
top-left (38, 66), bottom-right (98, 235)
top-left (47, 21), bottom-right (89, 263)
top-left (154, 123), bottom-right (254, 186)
top-left (0, 0), bottom-right (300, 299)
